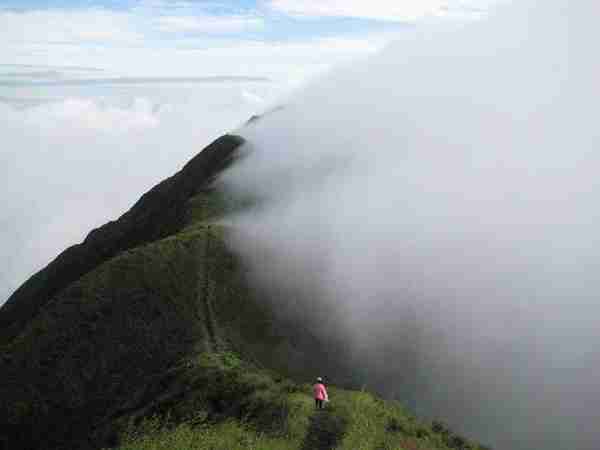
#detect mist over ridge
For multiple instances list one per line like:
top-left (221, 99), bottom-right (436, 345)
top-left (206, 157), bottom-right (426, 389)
top-left (222, 1), bottom-right (600, 449)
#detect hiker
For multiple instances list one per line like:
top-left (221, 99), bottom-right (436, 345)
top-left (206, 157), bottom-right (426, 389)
top-left (313, 377), bottom-right (329, 409)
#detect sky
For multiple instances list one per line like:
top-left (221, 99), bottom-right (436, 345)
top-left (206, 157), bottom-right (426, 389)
top-left (0, 0), bottom-right (491, 81)
top-left (1, 0), bottom-right (495, 304)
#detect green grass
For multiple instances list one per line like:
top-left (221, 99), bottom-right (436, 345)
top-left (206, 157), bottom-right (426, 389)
top-left (112, 351), bottom-right (314, 450)
top-left (118, 420), bottom-right (299, 450)
top-left (111, 351), bottom-right (488, 450)
top-left (332, 389), bottom-right (447, 450)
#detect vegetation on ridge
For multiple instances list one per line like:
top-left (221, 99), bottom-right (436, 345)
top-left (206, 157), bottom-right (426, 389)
top-left (113, 351), bottom-right (488, 450)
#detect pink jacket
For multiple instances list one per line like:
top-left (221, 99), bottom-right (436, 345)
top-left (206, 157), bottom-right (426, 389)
top-left (313, 383), bottom-right (328, 401)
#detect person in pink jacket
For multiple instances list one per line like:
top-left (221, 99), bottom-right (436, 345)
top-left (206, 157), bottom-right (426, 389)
top-left (313, 377), bottom-right (329, 409)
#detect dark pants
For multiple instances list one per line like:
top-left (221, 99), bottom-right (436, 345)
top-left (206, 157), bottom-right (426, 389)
top-left (315, 398), bottom-right (323, 409)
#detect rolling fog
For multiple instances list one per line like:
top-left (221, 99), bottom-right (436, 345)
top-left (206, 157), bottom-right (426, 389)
top-left (222, 1), bottom-right (600, 449)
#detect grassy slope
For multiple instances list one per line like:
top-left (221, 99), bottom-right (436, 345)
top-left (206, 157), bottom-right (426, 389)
top-left (113, 351), bottom-right (489, 450)
top-left (1, 219), bottom-right (347, 449)
top-left (0, 137), bottom-right (354, 450)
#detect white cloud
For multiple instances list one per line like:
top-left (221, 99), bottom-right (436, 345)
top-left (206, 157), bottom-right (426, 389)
top-left (156, 14), bottom-right (264, 33)
top-left (0, 9), bottom-right (143, 45)
top-left (266, 0), bottom-right (495, 21)
top-left (22, 98), bottom-right (159, 133)
top-left (1, 32), bottom-right (392, 84)
top-left (241, 90), bottom-right (265, 105)
top-left (267, 0), bottom-right (452, 21)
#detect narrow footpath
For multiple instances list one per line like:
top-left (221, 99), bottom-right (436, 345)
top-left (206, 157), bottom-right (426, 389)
top-left (300, 409), bottom-right (347, 450)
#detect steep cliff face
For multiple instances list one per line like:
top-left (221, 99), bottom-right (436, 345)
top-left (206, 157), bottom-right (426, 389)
top-left (0, 135), bottom-right (354, 450)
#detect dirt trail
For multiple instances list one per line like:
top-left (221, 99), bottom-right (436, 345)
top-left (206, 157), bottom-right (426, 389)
top-left (300, 409), bottom-right (347, 450)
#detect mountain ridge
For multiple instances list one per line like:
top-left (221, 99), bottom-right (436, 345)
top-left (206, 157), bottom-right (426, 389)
top-left (0, 133), bottom-right (488, 450)
top-left (0, 133), bottom-right (359, 450)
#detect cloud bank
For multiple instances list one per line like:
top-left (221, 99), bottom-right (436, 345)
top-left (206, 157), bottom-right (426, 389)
top-left (0, 76), bottom-right (271, 87)
top-left (222, 1), bottom-right (600, 449)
